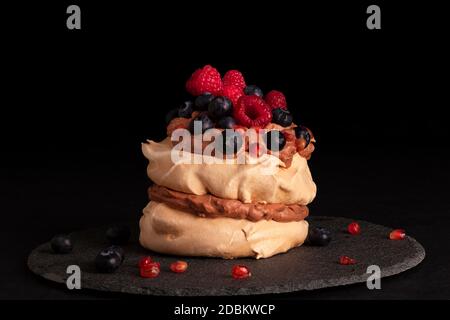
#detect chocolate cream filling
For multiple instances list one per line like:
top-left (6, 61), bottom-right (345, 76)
top-left (149, 184), bottom-right (309, 223)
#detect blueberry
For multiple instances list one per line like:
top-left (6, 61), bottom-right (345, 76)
top-left (106, 225), bottom-right (131, 245)
top-left (188, 113), bottom-right (214, 134)
top-left (272, 108), bottom-right (293, 127)
top-left (178, 101), bottom-right (193, 118)
top-left (244, 85), bottom-right (263, 97)
top-left (208, 96), bottom-right (232, 119)
top-left (294, 126), bottom-right (311, 147)
top-left (216, 130), bottom-right (243, 155)
top-left (165, 108), bottom-right (179, 124)
top-left (51, 234), bottom-right (73, 254)
top-left (95, 247), bottom-right (123, 273)
top-left (107, 245), bottom-right (125, 262)
top-left (305, 227), bottom-right (332, 246)
top-left (264, 130), bottom-right (286, 151)
top-left (217, 116), bottom-right (236, 129)
top-left (194, 93), bottom-right (215, 110)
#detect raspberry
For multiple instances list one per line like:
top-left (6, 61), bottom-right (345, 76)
top-left (389, 229), bottom-right (406, 240)
top-left (232, 265), bottom-right (251, 279)
top-left (347, 222), bottom-right (361, 235)
top-left (222, 85), bottom-right (244, 107)
top-left (233, 95), bottom-right (272, 128)
top-left (265, 90), bottom-right (287, 110)
top-left (186, 65), bottom-right (223, 96)
top-left (170, 260), bottom-right (188, 273)
top-left (223, 70), bottom-right (246, 90)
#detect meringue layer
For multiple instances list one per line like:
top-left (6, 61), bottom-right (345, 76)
top-left (139, 201), bottom-right (309, 259)
top-left (142, 138), bottom-right (317, 205)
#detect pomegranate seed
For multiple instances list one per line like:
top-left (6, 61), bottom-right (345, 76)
top-left (140, 262), bottom-right (160, 278)
top-left (232, 265), bottom-right (251, 279)
top-left (389, 229), bottom-right (406, 240)
top-left (347, 222), bottom-right (361, 235)
top-left (138, 256), bottom-right (153, 268)
top-left (170, 261), bottom-right (188, 273)
top-left (339, 256), bottom-right (357, 265)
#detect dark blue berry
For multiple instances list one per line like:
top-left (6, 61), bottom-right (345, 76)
top-left (95, 247), bottom-right (123, 273)
top-left (208, 96), bottom-right (232, 119)
top-left (51, 234), bottom-right (73, 254)
top-left (272, 108), bottom-right (293, 127)
top-left (189, 113), bottom-right (214, 134)
top-left (294, 126), bottom-right (311, 147)
top-left (305, 227), bottom-right (332, 246)
top-left (165, 108), bottom-right (179, 124)
top-left (216, 130), bottom-right (243, 155)
top-left (244, 85), bottom-right (263, 97)
top-left (194, 93), bottom-right (215, 110)
top-left (107, 245), bottom-right (125, 262)
top-left (106, 225), bottom-right (131, 245)
top-left (217, 116), bottom-right (236, 129)
top-left (178, 101), bottom-right (193, 118)
top-left (264, 130), bottom-right (286, 151)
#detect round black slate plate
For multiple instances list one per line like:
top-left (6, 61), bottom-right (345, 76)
top-left (28, 216), bottom-right (425, 296)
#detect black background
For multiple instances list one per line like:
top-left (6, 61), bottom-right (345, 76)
top-left (1, 0), bottom-right (450, 303)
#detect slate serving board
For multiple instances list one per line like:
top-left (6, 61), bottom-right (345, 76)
top-left (28, 216), bottom-right (425, 296)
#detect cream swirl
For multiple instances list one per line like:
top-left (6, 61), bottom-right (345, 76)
top-left (142, 138), bottom-right (317, 205)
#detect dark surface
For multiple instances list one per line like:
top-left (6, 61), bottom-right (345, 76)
top-left (27, 217), bottom-right (425, 296)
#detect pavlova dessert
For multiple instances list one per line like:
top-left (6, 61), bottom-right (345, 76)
top-left (140, 65), bottom-right (317, 259)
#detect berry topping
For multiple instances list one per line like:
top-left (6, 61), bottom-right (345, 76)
top-left (138, 256), bottom-right (153, 268)
top-left (339, 256), bottom-right (357, 265)
top-left (95, 247), bottom-right (123, 273)
top-left (272, 108), bottom-right (293, 127)
top-left (389, 229), bottom-right (406, 240)
top-left (233, 95), bottom-right (272, 127)
top-left (347, 222), bottom-right (361, 235)
top-left (294, 126), bottom-right (311, 147)
top-left (265, 90), bottom-right (287, 109)
top-left (305, 227), bottom-right (332, 246)
top-left (106, 225), bottom-right (131, 245)
top-left (165, 108), bottom-right (179, 124)
top-left (208, 96), bottom-right (232, 119)
top-left (188, 113), bottom-right (214, 134)
top-left (50, 234), bottom-right (73, 254)
top-left (140, 261), bottom-right (160, 278)
top-left (216, 130), bottom-right (243, 155)
top-left (186, 65), bottom-right (223, 96)
top-left (232, 265), bottom-right (252, 279)
top-left (248, 142), bottom-right (266, 158)
top-left (217, 116), bottom-right (236, 129)
top-left (170, 260), bottom-right (188, 273)
top-left (264, 130), bottom-right (286, 151)
top-left (223, 70), bottom-right (246, 90)
top-left (222, 85), bottom-right (244, 107)
top-left (178, 101), bottom-right (194, 118)
top-left (244, 85), bottom-right (263, 97)
top-left (194, 93), bottom-right (215, 110)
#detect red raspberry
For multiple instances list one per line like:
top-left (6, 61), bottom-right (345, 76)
top-left (186, 65), bottom-right (223, 96)
top-left (233, 95), bottom-right (272, 128)
top-left (222, 85), bottom-right (244, 107)
top-left (265, 90), bottom-right (287, 110)
top-left (223, 70), bottom-right (246, 90)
